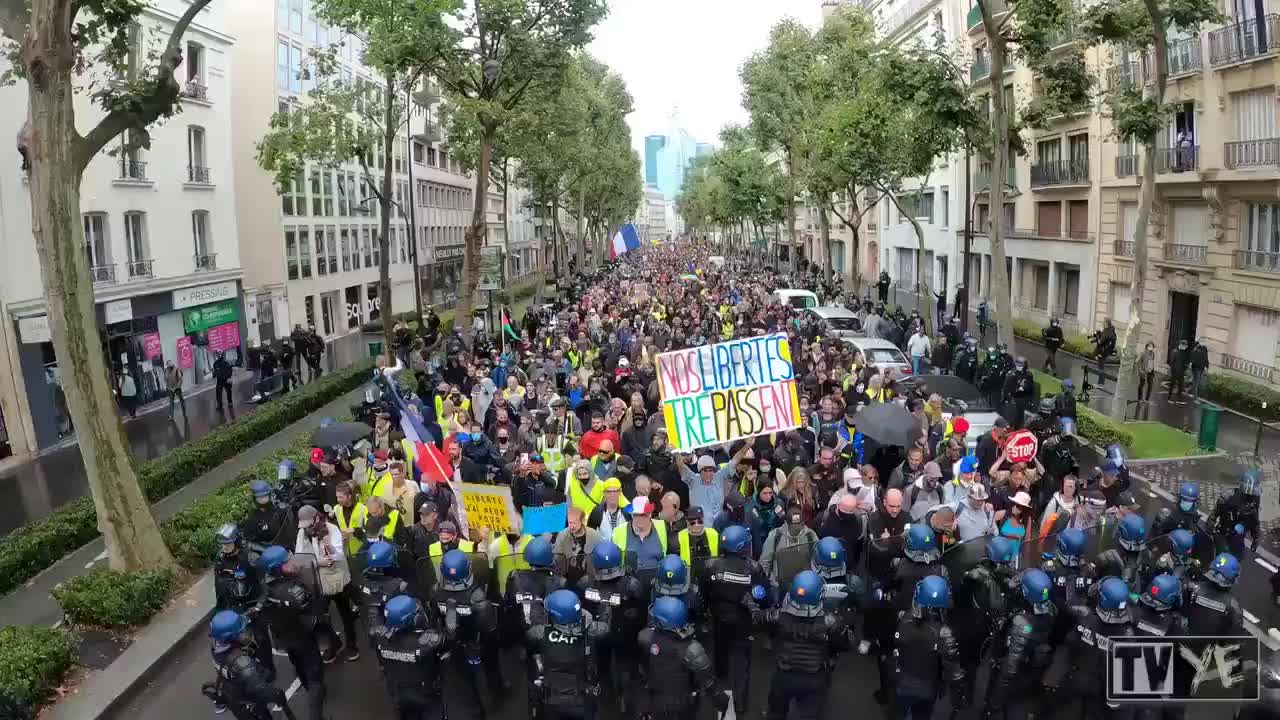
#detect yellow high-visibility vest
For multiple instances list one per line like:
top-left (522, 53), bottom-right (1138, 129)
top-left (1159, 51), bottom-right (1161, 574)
top-left (368, 510), bottom-right (402, 542)
top-left (537, 435), bottom-right (567, 475)
top-left (492, 535), bottom-right (532, 596)
top-left (677, 528), bottom-right (720, 566)
top-left (611, 519), bottom-right (668, 554)
top-left (332, 502), bottom-right (368, 556)
top-left (568, 475), bottom-right (605, 517)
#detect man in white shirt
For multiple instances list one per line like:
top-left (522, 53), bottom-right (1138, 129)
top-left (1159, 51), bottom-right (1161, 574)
top-left (907, 330), bottom-right (932, 376)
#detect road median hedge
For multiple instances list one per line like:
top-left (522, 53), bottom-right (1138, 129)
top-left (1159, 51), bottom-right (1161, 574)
top-left (0, 625), bottom-right (76, 706)
top-left (0, 362), bottom-right (371, 596)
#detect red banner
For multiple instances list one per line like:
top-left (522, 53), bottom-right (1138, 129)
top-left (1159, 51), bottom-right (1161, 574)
top-left (207, 322), bottom-right (241, 354)
top-left (176, 336), bottom-right (194, 369)
top-left (142, 333), bottom-right (162, 360)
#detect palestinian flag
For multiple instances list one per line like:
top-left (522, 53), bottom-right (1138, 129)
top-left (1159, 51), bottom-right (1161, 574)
top-left (500, 308), bottom-right (520, 341)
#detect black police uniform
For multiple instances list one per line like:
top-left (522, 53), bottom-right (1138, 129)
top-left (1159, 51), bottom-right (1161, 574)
top-left (205, 644), bottom-right (285, 720)
top-left (1132, 602), bottom-right (1191, 720)
top-left (1152, 505), bottom-right (1211, 539)
top-left (1185, 578), bottom-right (1244, 636)
top-left (636, 624), bottom-right (719, 720)
top-left (820, 570), bottom-right (867, 632)
top-left (652, 581), bottom-right (708, 641)
top-left (954, 561), bottom-right (1016, 686)
top-left (241, 503), bottom-right (288, 546)
top-left (372, 621), bottom-right (446, 720)
top-left (433, 579), bottom-right (503, 715)
top-left (978, 354), bottom-right (1007, 408)
top-left (890, 609), bottom-right (966, 720)
top-left (877, 558), bottom-right (948, 700)
top-left (954, 345), bottom-right (978, 384)
top-left (702, 554), bottom-right (769, 713)
top-left (766, 609), bottom-right (850, 720)
top-left (360, 569), bottom-right (411, 640)
top-left (505, 568), bottom-right (568, 632)
top-left (1096, 546), bottom-right (1153, 598)
top-left (525, 615), bottom-right (609, 720)
top-left (1142, 550), bottom-right (1202, 592)
top-left (259, 574), bottom-right (326, 720)
top-left (577, 572), bottom-right (647, 714)
top-left (213, 551), bottom-right (275, 678)
top-left (1211, 491), bottom-right (1261, 558)
top-left (1042, 556), bottom-right (1100, 644)
top-left (987, 607), bottom-right (1057, 720)
top-left (1003, 366), bottom-right (1037, 430)
top-left (1062, 605), bottom-right (1138, 720)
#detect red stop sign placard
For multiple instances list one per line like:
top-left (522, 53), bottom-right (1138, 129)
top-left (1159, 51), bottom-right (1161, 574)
top-left (1005, 429), bottom-right (1039, 464)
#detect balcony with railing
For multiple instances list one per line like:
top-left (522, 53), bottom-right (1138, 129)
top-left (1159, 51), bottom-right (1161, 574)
top-left (1031, 158), bottom-right (1090, 187)
top-left (1225, 138), bottom-right (1280, 169)
top-left (882, 0), bottom-right (936, 38)
top-left (90, 264), bottom-right (116, 284)
top-left (1148, 36), bottom-right (1203, 76)
top-left (1106, 62), bottom-right (1141, 90)
top-left (973, 224), bottom-right (1094, 242)
top-left (975, 161), bottom-right (1017, 190)
top-left (968, 0), bottom-right (1008, 31)
top-left (1221, 353), bottom-right (1278, 384)
top-left (182, 80), bottom-right (208, 101)
top-left (188, 165), bottom-right (212, 184)
top-left (969, 54), bottom-right (1014, 83)
top-left (118, 158), bottom-right (147, 181)
top-left (1156, 146), bottom-right (1199, 173)
top-left (1045, 21), bottom-right (1080, 49)
top-left (1115, 155), bottom-right (1138, 177)
top-left (1161, 243), bottom-right (1207, 264)
top-left (1208, 14), bottom-right (1280, 66)
top-left (1113, 240), bottom-right (1135, 257)
top-left (126, 259), bottom-right (154, 280)
top-left (1235, 248), bottom-right (1280, 273)
top-left (194, 253), bottom-right (217, 272)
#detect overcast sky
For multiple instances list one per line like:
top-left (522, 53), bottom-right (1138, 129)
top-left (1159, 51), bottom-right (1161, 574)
top-left (587, 0), bottom-right (821, 158)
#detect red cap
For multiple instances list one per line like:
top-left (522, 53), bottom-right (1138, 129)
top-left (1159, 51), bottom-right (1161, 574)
top-left (310, 448), bottom-right (326, 465)
top-left (373, 449), bottom-right (389, 461)
top-left (952, 417), bottom-right (970, 434)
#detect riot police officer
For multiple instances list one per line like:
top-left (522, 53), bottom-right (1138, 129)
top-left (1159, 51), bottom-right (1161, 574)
top-left (652, 554), bottom-right (707, 639)
top-left (506, 536), bottom-right (568, 633)
top-left (1153, 482), bottom-right (1212, 539)
top-left (359, 541), bottom-right (411, 637)
top-left (954, 536), bottom-right (1017, 694)
top-left (1185, 553), bottom-right (1244, 637)
top-left (766, 570), bottom-right (850, 720)
top-left (431, 549), bottom-right (501, 718)
top-left (978, 347), bottom-right (1006, 408)
top-left (954, 335), bottom-right (979, 384)
top-left (702, 525), bottom-right (768, 717)
top-left (1043, 318), bottom-right (1065, 373)
top-left (1041, 528), bottom-right (1100, 643)
top-left (1096, 512), bottom-right (1151, 597)
top-left (1134, 574), bottom-right (1192, 717)
top-left (241, 480), bottom-right (287, 547)
top-left (1145, 528), bottom-right (1202, 590)
top-left (812, 536), bottom-right (867, 630)
top-left (203, 611), bottom-right (286, 720)
top-left (890, 575), bottom-right (967, 720)
top-left (371, 595), bottom-right (445, 720)
top-left (1002, 356), bottom-right (1036, 430)
top-left (525, 589), bottom-right (609, 720)
top-left (636, 596), bottom-right (726, 720)
top-left (577, 541), bottom-right (647, 715)
top-left (1062, 577), bottom-right (1137, 719)
top-left (1210, 471), bottom-right (1262, 557)
top-left (257, 546), bottom-right (326, 720)
top-left (986, 569), bottom-right (1057, 720)
top-left (876, 523), bottom-right (948, 704)
top-left (213, 523), bottom-right (274, 678)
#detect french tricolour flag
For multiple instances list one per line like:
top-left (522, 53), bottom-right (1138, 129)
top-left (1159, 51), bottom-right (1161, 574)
top-left (610, 223), bottom-right (641, 259)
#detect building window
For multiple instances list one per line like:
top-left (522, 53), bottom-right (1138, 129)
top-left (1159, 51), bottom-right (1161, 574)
top-left (940, 188), bottom-right (950, 227)
top-left (314, 227), bottom-right (328, 276)
top-left (192, 210), bottom-right (211, 266)
top-left (282, 169), bottom-right (304, 217)
top-left (1246, 203), bottom-right (1280, 253)
top-left (337, 172), bottom-right (350, 216)
top-left (413, 141), bottom-right (425, 164)
top-left (83, 213), bottom-right (111, 272)
top-left (310, 169), bottom-right (324, 216)
top-left (428, 147), bottom-right (437, 166)
top-left (123, 211), bottom-right (148, 277)
top-left (372, 228), bottom-right (382, 267)
top-left (304, 295), bottom-right (315, 329)
top-left (322, 171), bottom-right (335, 216)
top-left (276, 40), bottom-right (289, 91)
top-left (362, 227), bottom-right (373, 268)
top-left (187, 125), bottom-right (207, 179)
top-left (285, 228), bottom-right (299, 280)
top-left (321, 292), bottom-right (336, 335)
top-left (340, 227), bottom-right (352, 271)
top-left (325, 225), bottom-right (338, 273)
top-left (1233, 305), bottom-right (1280, 368)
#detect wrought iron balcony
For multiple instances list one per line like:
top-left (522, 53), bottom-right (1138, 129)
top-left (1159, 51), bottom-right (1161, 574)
top-left (1030, 159), bottom-right (1090, 187)
top-left (1114, 240), bottom-right (1135, 257)
top-left (118, 159), bottom-right (147, 181)
top-left (967, 0), bottom-right (1007, 31)
top-left (1115, 155), bottom-right (1138, 177)
top-left (1162, 243), bottom-right (1206, 264)
top-left (1208, 15), bottom-right (1280, 66)
top-left (1106, 62), bottom-right (1141, 90)
top-left (188, 165), bottom-right (212, 183)
top-left (90, 264), bottom-right (116, 284)
top-left (126, 259), bottom-right (154, 279)
top-left (1225, 138), bottom-right (1280, 169)
top-left (194, 252), bottom-right (218, 272)
top-left (182, 80), bottom-right (208, 101)
top-left (1221, 353), bottom-right (1278, 384)
top-left (1156, 146), bottom-right (1199, 173)
top-left (1235, 249), bottom-right (1280, 273)
top-left (1164, 36), bottom-right (1203, 75)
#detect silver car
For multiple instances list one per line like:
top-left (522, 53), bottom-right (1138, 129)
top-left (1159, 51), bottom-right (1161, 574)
top-left (804, 306), bottom-right (863, 338)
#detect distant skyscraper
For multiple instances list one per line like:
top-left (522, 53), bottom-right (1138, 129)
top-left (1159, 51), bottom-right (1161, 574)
top-left (644, 135), bottom-right (666, 187)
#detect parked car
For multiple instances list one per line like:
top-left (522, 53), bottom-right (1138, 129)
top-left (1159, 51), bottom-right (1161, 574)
top-left (772, 288), bottom-right (819, 309)
top-left (841, 337), bottom-right (912, 376)
top-left (804, 306), bottom-right (863, 338)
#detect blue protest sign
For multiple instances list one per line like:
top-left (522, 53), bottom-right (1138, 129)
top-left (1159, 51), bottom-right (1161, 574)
top-left (522, 503), bottom-right (568, 536)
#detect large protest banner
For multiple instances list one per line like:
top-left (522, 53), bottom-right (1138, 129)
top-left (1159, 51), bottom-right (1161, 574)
top-left (656, 333), bottom-right (802, 451)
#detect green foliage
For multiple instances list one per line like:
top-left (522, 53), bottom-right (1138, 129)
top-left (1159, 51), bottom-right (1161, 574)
top-left (1202, 373), bottom-right (1280, 419)
top-left (53, 568), bottom-right (174, 628)
top-left (0, 363), bottom-right (370, 596)
top-left (1033, 371), bottom-right (1136, 447)
top-left (1011, 318), bottom-right (1095, 357)
top-left (0, 625), bottom-right (77, 706)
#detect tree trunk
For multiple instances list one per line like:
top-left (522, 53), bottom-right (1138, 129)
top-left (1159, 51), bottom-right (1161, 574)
top-left (23, 0), bottom-right (173, 572)
top-left (885, 188), bottom-right (935, 336)
top-left (979, 1), bottom-right (1014, 348)
top-left (501, 158), bottom-right (511, 284)
top-left (460, 123), bottom-right (495, 340)
top-left (846, 186), bottom-right (861, 293)
top-left (379, 75), bottom-right (396, 354)
top-left (819, 201), bottom-right (832, 282)
top-left (785, 147), bottom-right (798, 275)
top-left (1111, 0), bottom-right (1169, 420)
top-left (552, 196), bottom-right (564, 276)
top-left (575, 189), bottom-right (586, 269)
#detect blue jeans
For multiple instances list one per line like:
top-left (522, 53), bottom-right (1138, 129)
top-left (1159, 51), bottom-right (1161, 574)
top-left (912, 356), bottom-right (927, 375)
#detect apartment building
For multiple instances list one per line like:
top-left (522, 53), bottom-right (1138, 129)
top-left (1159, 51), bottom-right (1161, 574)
top-left (228, 0), bottom-right (476, 364)
top-left (644, 187), bottom-right (669, 243)
top-left (0, 0), bottom-right (243, 458)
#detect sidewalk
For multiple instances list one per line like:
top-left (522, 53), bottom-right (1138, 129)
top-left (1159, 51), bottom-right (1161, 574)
top-left (0, 384), bottom-right (367, 629)
top-left (0, 370), bottom-right (332, 537)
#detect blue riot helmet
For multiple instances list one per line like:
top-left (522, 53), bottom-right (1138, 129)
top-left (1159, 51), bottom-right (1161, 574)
top-left (1241, 469), bottom-right (1261, 496)
top-left (590, 541), bottom-right (625, 581)
top-left (523, 537), bottom-right (554, 569)
top-left (1169, 529), bottom-right (1196, 560)
top-left (210, 610), bottom-right (249, 644)
top-left (250, 480), bottom-right (273, 500)
top-left (905, 523), bottom-right (941, 563)
top-left (260, 545), bottom-right (290, 574)
top-left (384, 595), bottom-right (421, 630)
top-left (651, 596), bottom-right (688, 631)
top-left (656, 555), bottom-right (690, 595)
top-left (1236, 523), bottom-right (1247, 536)
top-left (986, 536), bottom-right (1017, 566)
top-left (1106, 444), bottom-right (1126, 469)
top-left (215, 522), bottom-right (242, 548)
top-left (813, 537), bottom-right (847, 579)
top-left (1177, 482), bottom-right (1200, 512)
top-left (277, 460), bottom-right (295, 481)
top-left (1062, 378), bottom-right (1074, 391)
top-left (1058, 417), bottom-right (1077, 437)
top-left (1056, 528), bottom-right (1088, 568)
top-left (440, 549), bottom-right (472, 591)
top-left (367, 541), bottom-right (397, 570)
top-left (1095, 577), bottom-right (1131, 624)
top-left (1142, 574), bottom-right (1183, 612)
top-left (785, 570), bottom-right (825, 618)
top-left (912, 575), bottom-right (950, 618)
top-left (960, 456), bottom-right (980, 474)
top-left (1205, 553), bottom-right (1241, 589)
top-left (546, 589), bottom-right (583, 628)
top-left (1117, 513), bottom-right (1148, 552)
top-left (721, 525), bottom-right (751, 555)
top-left (1021, 569), bottom-right (1054, 614)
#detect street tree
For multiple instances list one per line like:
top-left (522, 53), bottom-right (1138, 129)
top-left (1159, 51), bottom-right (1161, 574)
top-left (0, 0), bottom-right (229, 571)
top-left (431, 0), bottom-right (607, 337)
top-left (713, 126), bottom-right (787, 251)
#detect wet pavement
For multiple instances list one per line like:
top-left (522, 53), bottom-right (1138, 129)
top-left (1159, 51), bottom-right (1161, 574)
top-left (0, 370), bottom-right (331, 537)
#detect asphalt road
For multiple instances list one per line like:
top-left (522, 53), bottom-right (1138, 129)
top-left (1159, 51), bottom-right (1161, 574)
top-left (106, 453), bottom-right (1280, 720)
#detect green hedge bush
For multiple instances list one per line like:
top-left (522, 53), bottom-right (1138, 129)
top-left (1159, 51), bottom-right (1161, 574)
top-left (0, 626), bottom-right (76, 706)
top-left (0, 362), bottom-right (370, 596)
top-left (1011, 319), bottom-right (1095, 358)
top-left (53, 568), bottom-right (174, 628)
top-left (1033, 371), bottom-right (1135, 448)
top-left (1203, 372), bottom-right (1280, 419)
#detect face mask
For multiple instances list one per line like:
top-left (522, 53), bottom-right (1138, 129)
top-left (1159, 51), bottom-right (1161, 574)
top-left (1179, 500), bottom-right (1194, 512)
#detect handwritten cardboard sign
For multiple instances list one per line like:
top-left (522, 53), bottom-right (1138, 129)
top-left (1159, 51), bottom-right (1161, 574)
top-left (458, 482), bottom-right (519, 534)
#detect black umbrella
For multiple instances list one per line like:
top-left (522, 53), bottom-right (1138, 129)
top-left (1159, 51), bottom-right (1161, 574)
top-left (898, 374), bottom-right (985, 405)
top-left (310, 421), bottom-right (372, 448)
top-left (851, 402), bottom-right (922, 448)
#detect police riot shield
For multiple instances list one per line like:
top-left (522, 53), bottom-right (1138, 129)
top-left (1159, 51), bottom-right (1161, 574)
top-left (554, 550), bottom-right (590, 589)
top-left (414, 556), bottom-right (438, 602)
top-left (622, 551), bottom-right (659, 589)
top-left (284, 552), bottom-right (323, 617)
top-left (942, 534), bottom-right (993, 584)
top-left (269, 510), bottom-right (298, 549)
top-left (865, 534), bottom-right (906, 586)
top-left (493, 550), bottom-right (531, 600)
top-left (771, 540), bottom-right (818, 589)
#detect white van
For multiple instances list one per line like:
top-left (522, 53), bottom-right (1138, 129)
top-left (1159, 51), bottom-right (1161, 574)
top-left (772, 289), bottom-right (819, 309)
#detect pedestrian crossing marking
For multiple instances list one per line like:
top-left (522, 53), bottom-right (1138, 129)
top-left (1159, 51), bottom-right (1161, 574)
top-left (1244, 610), bottom-right (1260, 624)
top-left (1254, 557), bottom-right (1278, 574)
